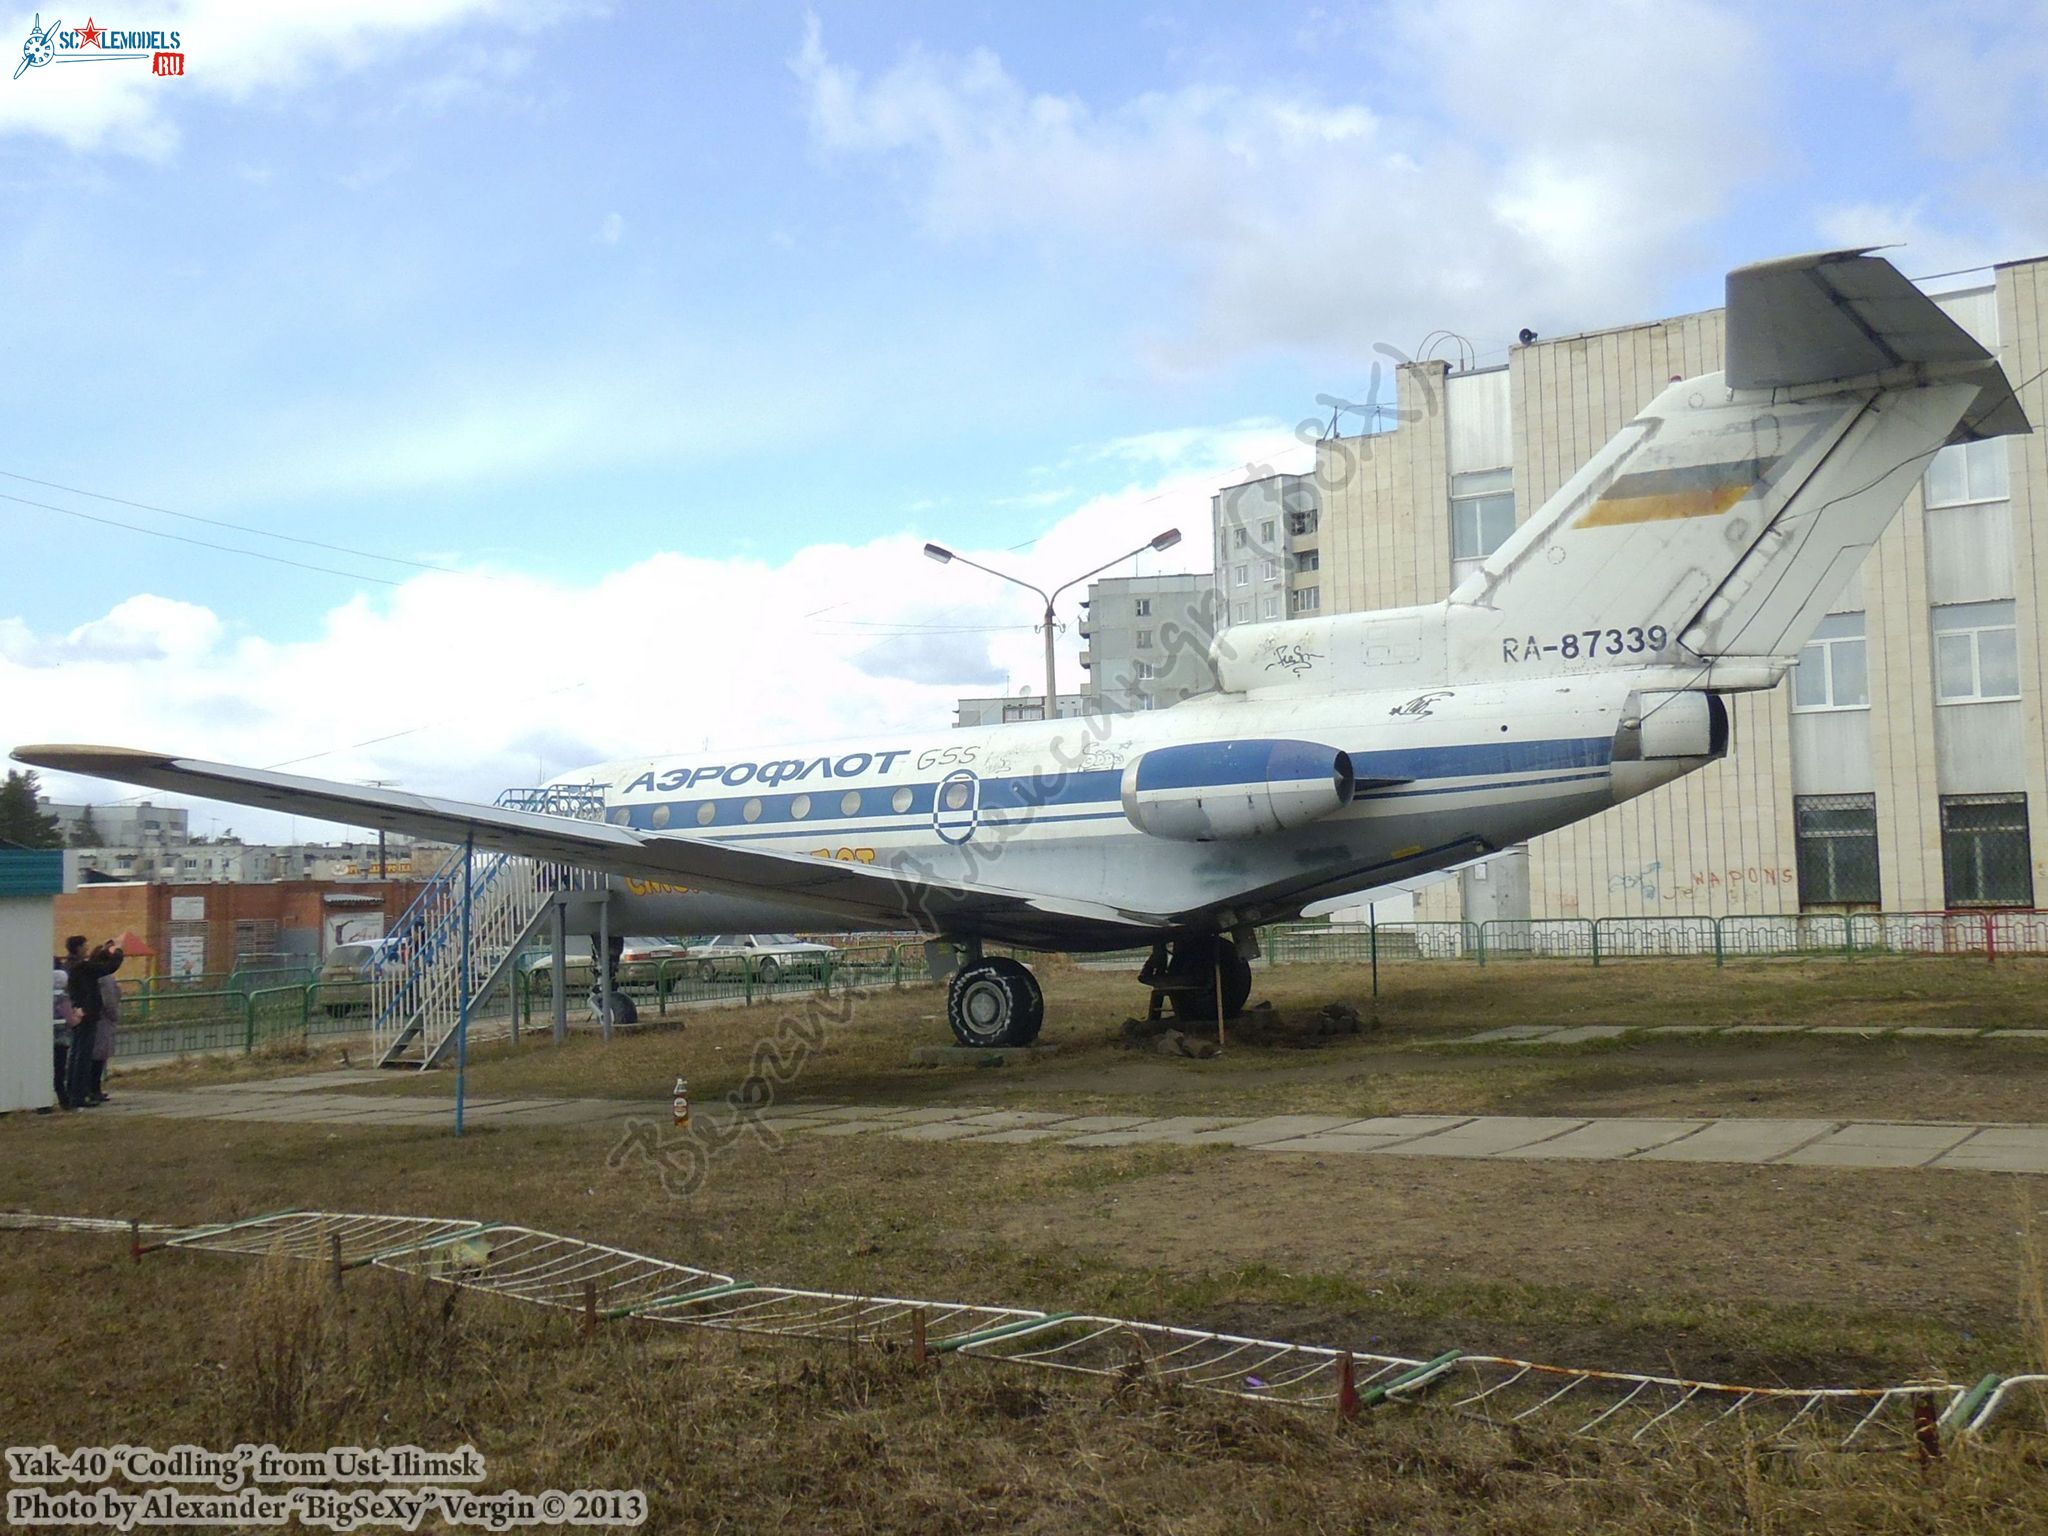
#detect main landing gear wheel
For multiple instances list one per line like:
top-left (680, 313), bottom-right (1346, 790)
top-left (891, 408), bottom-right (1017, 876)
top-left (947, 956), bottom-right (1045, 1048)
top-left (1164, 936), bottom-right (1253, 1024)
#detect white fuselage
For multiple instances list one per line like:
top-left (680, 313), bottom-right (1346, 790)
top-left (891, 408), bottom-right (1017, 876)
top-left (574, 668), bottom-right (1709, 944)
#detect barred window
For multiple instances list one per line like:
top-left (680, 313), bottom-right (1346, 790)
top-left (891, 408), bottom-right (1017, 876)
top-left (1941, 793), bottom-right (2033, 907)
top-left (1795, 793), bottom-right (1880, 907)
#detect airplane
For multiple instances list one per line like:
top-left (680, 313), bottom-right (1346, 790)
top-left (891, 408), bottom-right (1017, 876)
top-left (18, 250), bottom-right (2032, 1050)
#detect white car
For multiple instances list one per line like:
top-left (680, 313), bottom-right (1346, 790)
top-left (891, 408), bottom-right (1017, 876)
top-left (521, 936), bottom-right (691, 981)
top-left (689, 933), bottom-right (837, 982)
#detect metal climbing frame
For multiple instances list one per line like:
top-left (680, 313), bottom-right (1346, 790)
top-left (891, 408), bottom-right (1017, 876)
top-left (12, 1209), bottom-right (2037, 1452)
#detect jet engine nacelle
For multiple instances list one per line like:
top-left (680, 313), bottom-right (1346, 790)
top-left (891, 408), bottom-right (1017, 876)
top-left (1120, 738), bottom-right (1354, 842)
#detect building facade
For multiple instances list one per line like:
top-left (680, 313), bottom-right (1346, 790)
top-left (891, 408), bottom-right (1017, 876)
top-left (1212, 473), bottom-right (1323, 626)
top-left (1295, 255), bottom-right (2048, 922)
top-left (1078, 572), bottom-right (1220, 709)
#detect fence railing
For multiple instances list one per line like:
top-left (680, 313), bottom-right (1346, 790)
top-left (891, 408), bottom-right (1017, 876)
top-left (1261, 910), bottom-right (2048, 968)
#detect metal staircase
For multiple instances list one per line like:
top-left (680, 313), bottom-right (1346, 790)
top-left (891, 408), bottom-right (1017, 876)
top-left (372, 784), bottom-right (609, 1069)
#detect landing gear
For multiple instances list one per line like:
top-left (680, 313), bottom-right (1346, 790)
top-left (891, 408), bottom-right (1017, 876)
top-left (1140, 934), bottom-right (1253, 1023)
top-left (946, 956), bottom-right (1045, 1048)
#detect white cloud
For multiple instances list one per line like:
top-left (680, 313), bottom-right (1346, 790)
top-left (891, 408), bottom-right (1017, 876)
top-left (792, 3), bottom-right (1773, 366)
top-left (5, 421), bottom-right (1289, 839)
top-left (0, 1), bottom-right (577, 157)
top-left (596, 211), bottom-right (625, 245)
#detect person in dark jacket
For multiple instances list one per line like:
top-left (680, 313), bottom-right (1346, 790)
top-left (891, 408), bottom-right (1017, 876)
top-left (64, 938), bottom-right (122, 1111)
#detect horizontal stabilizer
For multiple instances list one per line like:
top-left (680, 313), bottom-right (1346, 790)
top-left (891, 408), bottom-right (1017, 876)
top-left (1725, 249), bottom-right (2029, 441)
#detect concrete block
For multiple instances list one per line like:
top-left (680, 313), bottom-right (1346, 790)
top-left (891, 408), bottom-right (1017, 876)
top-left (1458, 1026), bottom-right (1560, 1044)
top-left (1722, 1024), bottom-right (1806, 1035)
top-left (1517, 1025), bottom-right (1630, 1045)
top-left (1644, 1024), bottom-right (1723, 1035)
top-left (967, 1114), bottom-right (1156, 1144)
top-left (1931, 1128), bottom-right (2048, 1173)
top-left (1986, 1029), bottom-right (2048, 1040)
top-left (1809, 1026), bottom-right (1894, 1036)
top-left (1374, 1116), bottom-right (1591, 1158)
top-left (1780, 1122), bottom-right (1979, 1168)
top-left (1635, 1119), bottom-right (1839, 1164)
top-left (1186, 1114), bottom-right (1362, 1146)
top-left (1892, 1027), bottom-right (1984, 1039)
top-left (1517, 1119), bottom-right (1705, 1159)
top-left (1062, 1116), bottom-right (1241, 1147)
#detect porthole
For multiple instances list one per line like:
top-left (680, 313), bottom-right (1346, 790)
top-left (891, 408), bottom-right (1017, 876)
top-left (651, 804), bottom-right (671, 829)
top-left (743, 798), bottom-right (763, 823)
top-left (790, 794), bottom-right (811, 819)
top-left (612, 809), bottom-right (630, 827)
top-left (841, 790), bottom-right (862, 816)
top-left (944, 782), bottom-right (970, 810)
top-left (696, 802), bottom-right (716, 826)
top-left (891, 786), bottom-right (914, 814)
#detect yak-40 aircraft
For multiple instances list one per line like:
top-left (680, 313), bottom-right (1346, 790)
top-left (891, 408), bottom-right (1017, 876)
top-left (19, 251), bottom-right (2034, 1048)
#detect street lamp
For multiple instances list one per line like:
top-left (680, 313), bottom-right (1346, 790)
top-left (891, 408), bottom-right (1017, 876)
top-left (924, 528), bottom-right (1181, 720)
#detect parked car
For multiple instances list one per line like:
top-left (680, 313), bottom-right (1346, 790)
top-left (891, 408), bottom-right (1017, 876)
top-left (689, 934), bottom-right (838, 983)
top-left (316, 937), bottom-right (398, 1016)
top-left (520, 936), bottom-right (691, 983)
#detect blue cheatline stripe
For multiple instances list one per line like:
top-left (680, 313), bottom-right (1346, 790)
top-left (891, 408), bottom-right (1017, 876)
top-left (615, 737), bottom-right (1614, 834)
top-left (1132, 739), bottom-right (1342, 793)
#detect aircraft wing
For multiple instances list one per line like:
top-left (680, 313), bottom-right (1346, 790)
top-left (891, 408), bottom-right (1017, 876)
top-left (11, 746), bottom-right (1165, 946)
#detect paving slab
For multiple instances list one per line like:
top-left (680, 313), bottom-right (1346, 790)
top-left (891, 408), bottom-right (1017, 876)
top-left (1459, 1026), bottom-right (1560, 1044)
top-left (1516, 1025), bottom-right (1630, 1046)
top-left (1262, 1130), bottom-right (1465, 1155)
top-left (1185, 1114), bottom-right (1362, 1147)
top-left (1329, 1115), bottom-right (1474, 1138)
top-left (1930, 1128), bottom-right (2048, 1173)
top-left (1062, 1116), bottom-right (1240, 1147)
top-left (887, 1121), bottom-right (1018, 1142)
top-left (1892, 1027), bottom-right (1984, 1040)
top-left (1779, 1122), bottom-right (1980, 1168)
top-left (1644, 1024), bottom-right (1723, 1035)
top-left (1722, 1024), bottom-right (1806, 1035)
top-left (1634, 1118), bottom-right (1839, 1164)
top-left (1516, 1119), bottom-right (1705, 1160)
top-left (965, 1114), bottom-right (1156, 1144)
top-left (1986, 1029), bottom-right (2048, 1040)
top-left (944, 1111), bottom-right (1077, 1130)
top-left (1375, 1116), bottom-right (1590, 1158)
top-left (796, 1119), bottom-right (920, 1137)
top-left (1809, 1026), bottom-right (1894, 1036)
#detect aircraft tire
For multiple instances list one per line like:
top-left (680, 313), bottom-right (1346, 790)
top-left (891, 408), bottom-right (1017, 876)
top-left (1167, 941), bottom-right (1253, 1023)
top-left (947, 957), bottom-right (1045, 1047)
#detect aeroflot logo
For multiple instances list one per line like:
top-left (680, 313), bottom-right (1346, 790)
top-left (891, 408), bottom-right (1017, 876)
top-left (622, 750), bottom-right (914, 795)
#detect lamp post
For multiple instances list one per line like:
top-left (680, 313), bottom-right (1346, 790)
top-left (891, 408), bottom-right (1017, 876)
top-left (923, 529), bottom-right (1181, 720)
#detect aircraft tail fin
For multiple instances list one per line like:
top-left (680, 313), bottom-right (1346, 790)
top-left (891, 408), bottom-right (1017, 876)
top-left (1451, 250), bottom-right (2031, 681)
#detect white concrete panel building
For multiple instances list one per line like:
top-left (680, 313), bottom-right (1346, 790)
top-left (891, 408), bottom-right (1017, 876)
top-left (1293, 255), bottom-right (2048, 923)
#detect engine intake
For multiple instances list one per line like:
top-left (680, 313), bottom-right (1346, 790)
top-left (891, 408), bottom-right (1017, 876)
top-left (1120, 739), bottom-right (1354, 842)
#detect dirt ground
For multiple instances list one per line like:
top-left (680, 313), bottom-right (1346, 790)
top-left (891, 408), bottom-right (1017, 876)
top-left (8, 956), bottom-right (2048, 1530)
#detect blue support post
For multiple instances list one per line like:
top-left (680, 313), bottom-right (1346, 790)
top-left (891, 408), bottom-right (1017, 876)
top-left (455, 829), bottom-right (473, 1138)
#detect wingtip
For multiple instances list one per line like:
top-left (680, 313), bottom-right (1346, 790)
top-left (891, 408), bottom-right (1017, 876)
top-left (11, 744), bottom-right (181, 775)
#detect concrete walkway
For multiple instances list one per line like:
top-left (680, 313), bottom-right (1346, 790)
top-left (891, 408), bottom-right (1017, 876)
top-left (1457, 1022), bottom-right (2048, 1046)
top-left (80, 1071), bottom-right (2048, 1173)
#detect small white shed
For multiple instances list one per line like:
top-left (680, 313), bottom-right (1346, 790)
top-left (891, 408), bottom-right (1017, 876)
top-left (1, 850), bottom-right (66, 1113)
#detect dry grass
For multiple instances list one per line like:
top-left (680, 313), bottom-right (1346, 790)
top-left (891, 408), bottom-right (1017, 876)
top-left (2, 1233), bottom-right (2042, 1536)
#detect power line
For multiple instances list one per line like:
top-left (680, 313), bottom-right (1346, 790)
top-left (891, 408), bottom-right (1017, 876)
top-left (0, 469), bottom-right (456, 574)
top-left (1, 490), bottom-right (401, 586)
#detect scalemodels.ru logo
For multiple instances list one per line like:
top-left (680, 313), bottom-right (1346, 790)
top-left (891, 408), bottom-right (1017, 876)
top-left (13, 13), bottom-right (185, 80)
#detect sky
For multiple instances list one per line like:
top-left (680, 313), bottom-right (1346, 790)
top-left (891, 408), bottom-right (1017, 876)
top-left (4, 0), bottom-right (2047, 839)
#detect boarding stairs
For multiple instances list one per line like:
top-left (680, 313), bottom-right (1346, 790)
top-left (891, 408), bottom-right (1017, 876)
top-left (371, 784), bottom-right (610, 1069)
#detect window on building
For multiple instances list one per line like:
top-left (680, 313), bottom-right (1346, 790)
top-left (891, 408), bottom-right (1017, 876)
top-left (1260, 519), bottom-right (1275, 542)
top-left (1795, 794), bottom-right (1881, 907)
top-left (1450, 468), bottom-right (1516, 560)
top-left (1296, 550), bottom-right (1320, 573)
top-left (1791, 612), bottom-right (1869, 711)
top-left (1134, 661), bottom-right (1155, 681)
top-left (1260, 594), bottom-right (1280, 619)
top-left (1233, 564), bottom-right (1249, 587)
top-left (1232, 600), bottom-right (1252, 623)
top-left (1233, 528), bottom-right (1249, 548)
top-left (1941, 793), bottom-right (2034, 907)
top-left (1288, 509), bottom-right (1318, 537)
top-left (1135, 629), bottom-right (1153, 648)
top-left (1134, 598), bottom-right (1151, 617)
top-left (1933, 600), bottom-right (2020, 702)
top-left (1001, 702), bottom-right (1045, 723)
top-left (1260, 558), bottom-right (1278, 580)
top-left (1292, 586), bottom-right (1321, 614)
top-left (1924, 439), bottom-right (2011, 509)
